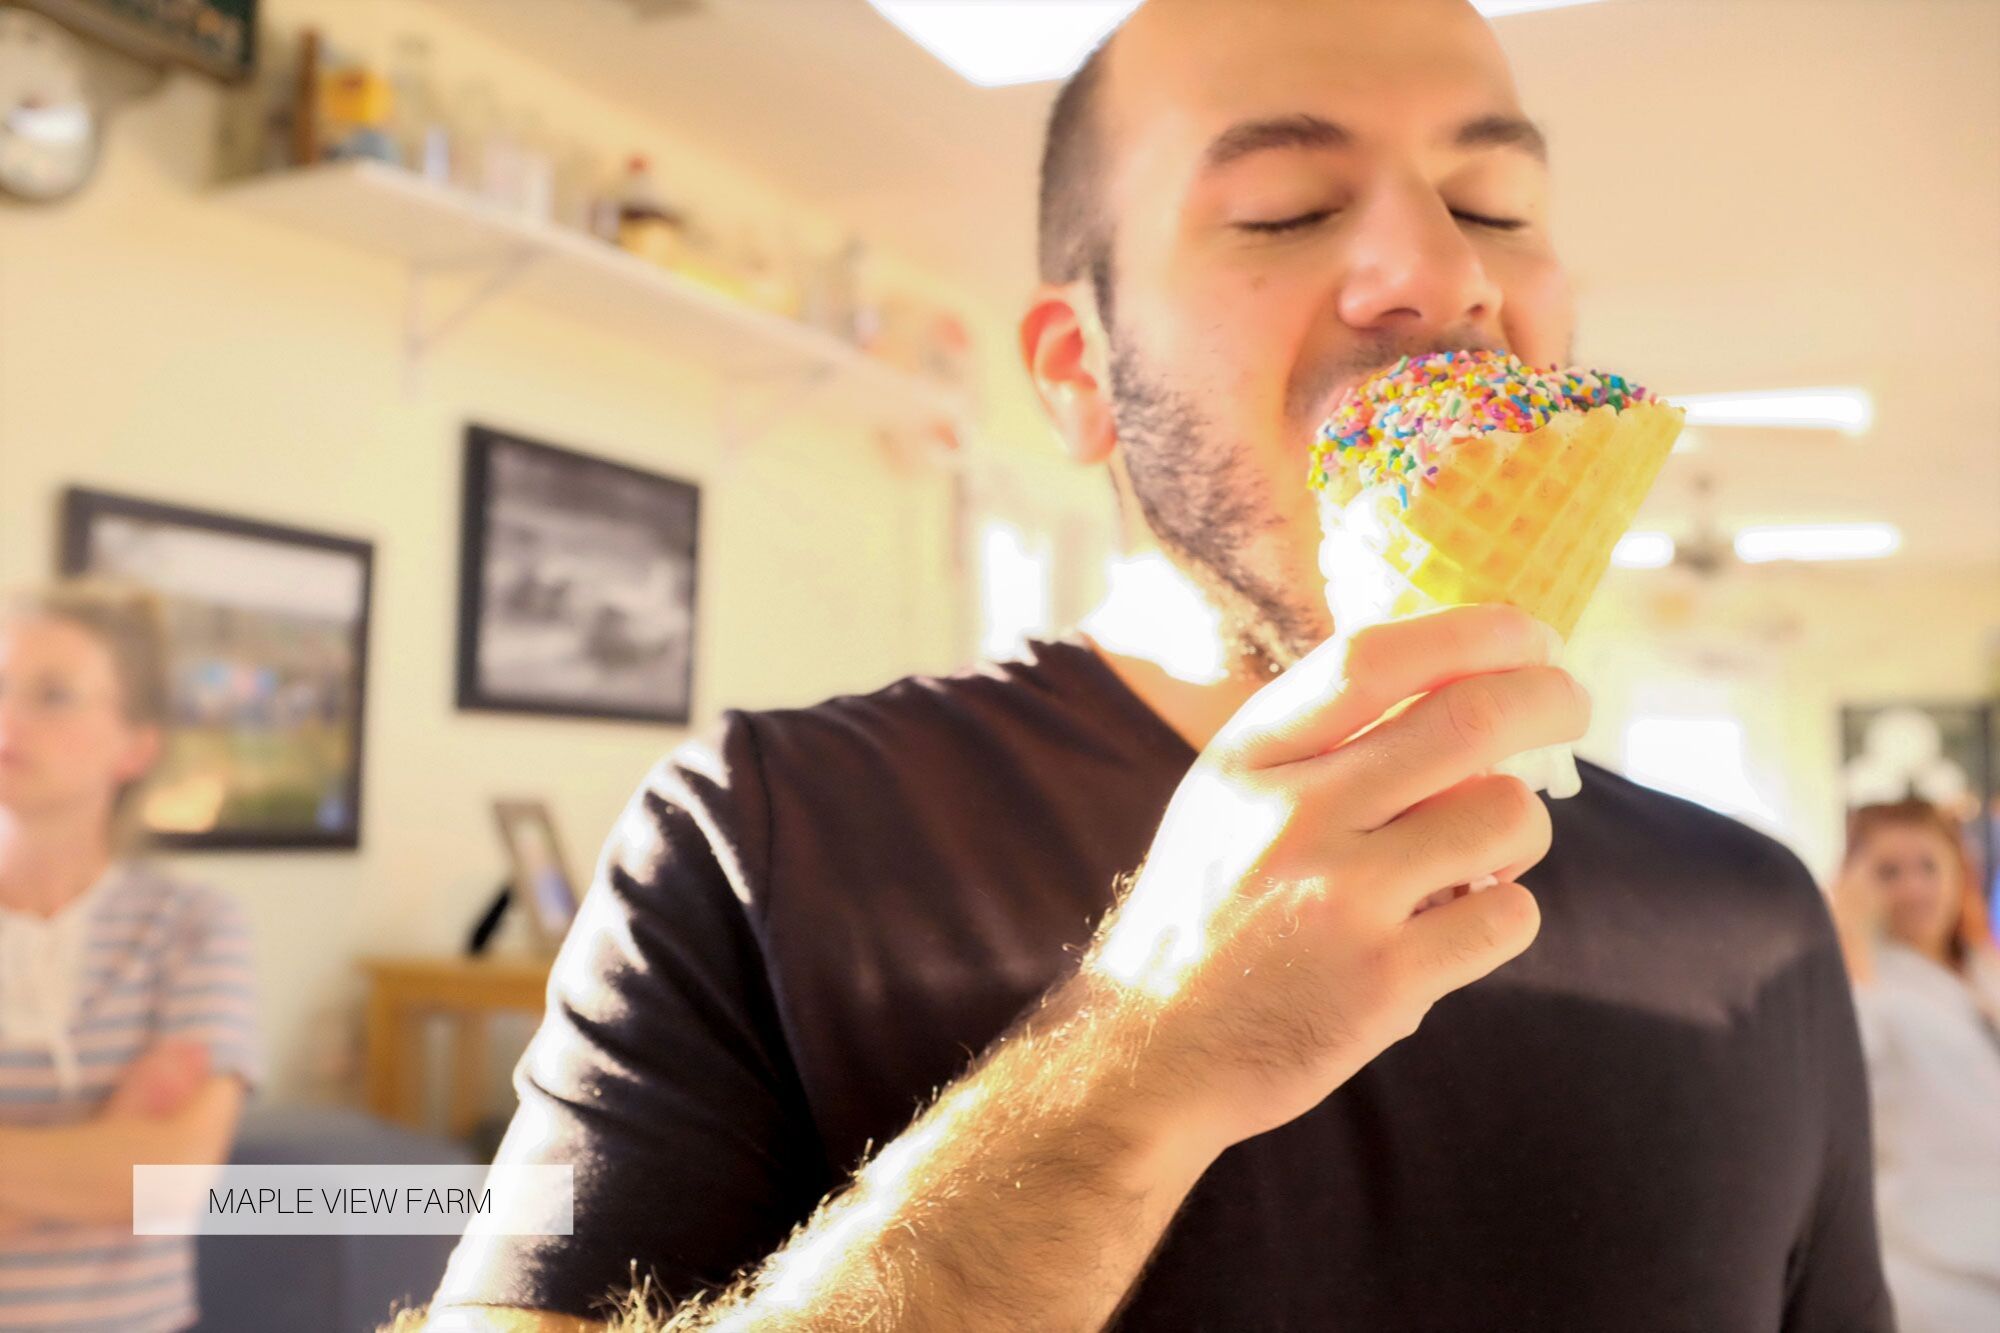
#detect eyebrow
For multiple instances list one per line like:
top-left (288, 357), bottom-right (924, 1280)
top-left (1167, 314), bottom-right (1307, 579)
top-left (1200, 111), bottom-right (1549, 171)
top-left (1202, 114), bottom-right (1350, 170)
top-left (1454, 113), bottom-right (1548, 163)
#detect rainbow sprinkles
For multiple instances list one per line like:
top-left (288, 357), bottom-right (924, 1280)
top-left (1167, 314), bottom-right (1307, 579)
top-left (1308, 349), bottom-right (1662, 509)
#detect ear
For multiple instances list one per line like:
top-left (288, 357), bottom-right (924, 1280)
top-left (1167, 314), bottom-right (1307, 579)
top-left (115, 724), bottom-right (162, 786)
top-left (1019, 281), bottom-right (1118, 466)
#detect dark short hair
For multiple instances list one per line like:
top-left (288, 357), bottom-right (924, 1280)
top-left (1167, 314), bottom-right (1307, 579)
top-left (1036, 34), bottom-right (1118, 313)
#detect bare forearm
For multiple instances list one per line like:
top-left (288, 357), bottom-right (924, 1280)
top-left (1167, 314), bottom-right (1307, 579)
top-left (0, 1122), bottom-right (155, 1223)
top-left (0, 1078), bottom-right (243, 1225)
top-left (656, 972), bottom-right (1219, 1333)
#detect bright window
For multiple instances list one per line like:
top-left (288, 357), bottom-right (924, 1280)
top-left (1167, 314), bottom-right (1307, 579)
top-left (1622, 715), bottom-right (1780, 827)
top-left (978, 519), bottom-right (1052, 658)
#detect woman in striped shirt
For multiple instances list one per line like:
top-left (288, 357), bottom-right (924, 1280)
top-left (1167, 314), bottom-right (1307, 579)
top-left (0, 582), bottom-right (260, 1331)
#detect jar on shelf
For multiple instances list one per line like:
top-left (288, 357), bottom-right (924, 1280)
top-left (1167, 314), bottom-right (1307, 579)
top-left (612, 156), bottom-right (686, 268)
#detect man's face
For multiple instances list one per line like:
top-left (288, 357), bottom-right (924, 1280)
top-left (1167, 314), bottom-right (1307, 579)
top-left (1092, 0), bottom-right (1574, 673)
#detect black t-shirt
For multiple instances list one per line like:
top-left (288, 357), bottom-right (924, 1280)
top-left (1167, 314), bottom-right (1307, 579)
top-left (437, 636), bottom-right (1893, 1331)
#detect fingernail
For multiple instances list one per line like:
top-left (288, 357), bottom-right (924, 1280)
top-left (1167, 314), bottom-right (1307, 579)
top-left (1534, 619), bottom-right (1565, 663)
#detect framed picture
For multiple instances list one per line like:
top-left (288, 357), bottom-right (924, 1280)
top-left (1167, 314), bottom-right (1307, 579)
top-left (1840, 700), bottom-right (1997, 908)
top-left (22, 0), bottom-right (256, 83)
top-left (59, 487), bottom-right (372, 851)
top-left (493, 799), bottom-right (579, 952)
top-left (457, 425), bottom-right (699, 725)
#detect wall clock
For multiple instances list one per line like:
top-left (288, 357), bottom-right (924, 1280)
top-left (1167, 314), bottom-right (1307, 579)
top-left (0, 5), bottom-right (99, 203)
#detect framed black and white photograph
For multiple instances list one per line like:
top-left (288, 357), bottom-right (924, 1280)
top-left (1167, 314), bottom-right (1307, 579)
top-left (457, 425), bottom-right (699, 724)
top-left (59, 487), bottom-right (373, 851)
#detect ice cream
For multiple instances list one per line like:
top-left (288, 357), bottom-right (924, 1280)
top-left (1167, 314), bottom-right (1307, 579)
top-left (1309, 348), bottom-right (1684, 799)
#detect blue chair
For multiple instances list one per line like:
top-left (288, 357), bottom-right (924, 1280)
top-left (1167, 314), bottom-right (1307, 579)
top-left (195, 1106), bottom-right (473, 1332)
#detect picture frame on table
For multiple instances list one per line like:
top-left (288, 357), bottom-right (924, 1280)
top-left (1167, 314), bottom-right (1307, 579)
top-left (456, 425), bottom-right (699, 726)
top-left (57, 486), bottom-right (373, 851)
top-left (492, 798), bottom-right (581, 953)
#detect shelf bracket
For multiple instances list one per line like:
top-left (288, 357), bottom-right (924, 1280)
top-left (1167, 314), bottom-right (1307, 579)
top-left (401, 244), bottom-right (544, 391)
top-left (718, 362), bottom-right (838, 453)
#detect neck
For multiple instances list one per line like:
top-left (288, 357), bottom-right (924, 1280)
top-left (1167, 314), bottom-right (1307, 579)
top-left (1078, 551), bottom-right (1260, 753)
top-left (1893, 931), bottom-right (1960, 974)
top-left (1922, 935), bottom-right (1959, 973)
top-left (0, 805), bottom-right (115, 918)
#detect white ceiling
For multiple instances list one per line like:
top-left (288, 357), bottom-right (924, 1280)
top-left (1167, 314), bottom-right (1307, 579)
top-left (429, 0), bottom-right (2000, 569)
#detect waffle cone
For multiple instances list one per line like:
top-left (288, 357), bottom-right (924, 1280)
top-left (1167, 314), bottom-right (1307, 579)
top-left (1317, 400), bottom-right (1683, 798)
top-left (1317, 400), bottom-right (1683, 640)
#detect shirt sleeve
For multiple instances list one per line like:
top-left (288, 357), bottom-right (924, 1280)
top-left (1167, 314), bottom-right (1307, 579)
top-left (158, 884), bottom-right (262, 1092)
top-left (1781, 859), bottom-right (1897, 1332)
top-left (433, 714), bottom-right (834, 1321)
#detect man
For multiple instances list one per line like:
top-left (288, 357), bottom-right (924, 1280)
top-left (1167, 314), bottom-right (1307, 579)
top-left (426, 0), bottom-right (1890, 1328)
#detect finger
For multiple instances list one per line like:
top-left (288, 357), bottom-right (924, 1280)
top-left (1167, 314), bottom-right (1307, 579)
top-left (1394, 879), bottom-right (1542, 997)
top-left (1355, 773), bottom-right (1553, 920)
top-left (1219, 604), bottom-right (1563, 768)
top-left (1321, 666), bottom-right (1590, 829)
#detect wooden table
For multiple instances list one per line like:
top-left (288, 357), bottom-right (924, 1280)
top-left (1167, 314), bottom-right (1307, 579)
top-left (360, 955), bottom-right (552, 1137)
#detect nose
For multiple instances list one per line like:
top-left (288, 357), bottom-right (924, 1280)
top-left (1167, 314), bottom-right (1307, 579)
top-left (1336, 174), bottom-right (1502, 339)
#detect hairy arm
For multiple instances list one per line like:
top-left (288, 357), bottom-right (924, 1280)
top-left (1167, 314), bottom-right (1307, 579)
top-left (424, 606), bottom-right (1579, 1332)
top-left (427, 968), bottom-right (1220, 1333)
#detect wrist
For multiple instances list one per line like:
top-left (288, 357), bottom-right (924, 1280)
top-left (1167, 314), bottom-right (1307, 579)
top-left (1035, 971), bottom-right (1232, 1193)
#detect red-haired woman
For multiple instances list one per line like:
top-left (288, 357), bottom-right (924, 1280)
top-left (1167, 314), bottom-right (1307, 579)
top-left (1831, 799), bottom-right (2000, 1332)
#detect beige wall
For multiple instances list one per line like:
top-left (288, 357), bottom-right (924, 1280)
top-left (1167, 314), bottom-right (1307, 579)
top-left (1572, 563), bottom-right (2000, 882)
top-left (0, 0), bottom-right (1016, 1101)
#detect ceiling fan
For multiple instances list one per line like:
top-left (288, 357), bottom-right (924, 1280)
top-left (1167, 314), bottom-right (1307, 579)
top-left (1615, 466), bottom-right (1902, 580)
top-left (1612, 466), bottom-right (1901, 654)
top-left (1646, 473), bottom-right (1740, 581)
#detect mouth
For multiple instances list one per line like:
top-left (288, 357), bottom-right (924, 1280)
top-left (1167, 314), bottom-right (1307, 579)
top-left (1308, 345), bottom-right (1517, 443)
top-left (1312, 377), bottom-right (1366, 435)
top-left (1306, 360), bottom-right (1405, 447)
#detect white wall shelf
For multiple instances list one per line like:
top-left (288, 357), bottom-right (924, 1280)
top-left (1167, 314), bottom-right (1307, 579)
top-left (218, 159), bottom-right (972, 443)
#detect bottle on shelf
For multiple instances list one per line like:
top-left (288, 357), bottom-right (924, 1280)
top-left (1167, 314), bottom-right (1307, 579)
top-left (479, 103), bottom-right (528, 211)
top-left (513, 110), bottom-right (556, 222)
top-left (612, 156), bottom-right (686, 268)
top-left (289, 27), bottom-right (321, 166)
top-left (318, 43), bottom-right (398, 164)
top-left (552, 137), bottom-right (603, 235)
top-left (388, 34), bottom-right (450, 184)
top-left (802, 236), bottom-right (866, 344)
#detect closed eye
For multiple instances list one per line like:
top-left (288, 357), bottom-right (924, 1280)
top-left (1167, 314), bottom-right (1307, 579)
top-left (1235, 209), bottom-right (1336, 235)
top-left (1453, 209), bottom-right (1526, 231)
top-left (1237, 207), bottom-right (1526, 235)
